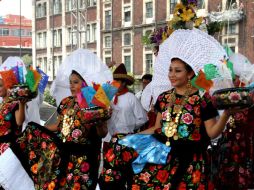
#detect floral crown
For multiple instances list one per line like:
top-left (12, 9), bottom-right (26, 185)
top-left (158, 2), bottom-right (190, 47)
top-left (142, 0), bottom-right (222, 53)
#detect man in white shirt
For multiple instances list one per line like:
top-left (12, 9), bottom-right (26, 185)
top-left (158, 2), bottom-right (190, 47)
top-left (135, 74), bottom-right (152, 101)
top-left (104, 63), bottom-right (148, 142)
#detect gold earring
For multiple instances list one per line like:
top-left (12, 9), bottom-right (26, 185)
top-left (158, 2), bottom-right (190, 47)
top-left (187, 79), bottom-right (192, 89)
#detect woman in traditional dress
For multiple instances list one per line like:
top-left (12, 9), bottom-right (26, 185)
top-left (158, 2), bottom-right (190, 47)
top-left (213, 53), bottom-right (254, 190)
top-left (14, 49), bottom-right (113, 190)
top-left (100, 29), bottom-right (237, 190)
top-left (0, 69), bottom-right (34, 190)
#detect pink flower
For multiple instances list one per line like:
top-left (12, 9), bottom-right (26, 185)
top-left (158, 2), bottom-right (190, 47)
top-left (185, 104), bottom-right (193, 111)
top-left (139, 172), bottom-right (151, 183)
top-left (71, 129), bottom-right (82, 139)
top-left (41, 141), bottom-right (47, 149)
top-left (67, 173), bottom-right (73, 181)
top-left (181, 113), bottom-right (193, 125)
top-left (228, 92), bottom-right (241, 103)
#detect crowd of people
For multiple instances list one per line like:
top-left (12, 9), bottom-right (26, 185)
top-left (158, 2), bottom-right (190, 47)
top-left (0, 18), bottom-right (254, 190)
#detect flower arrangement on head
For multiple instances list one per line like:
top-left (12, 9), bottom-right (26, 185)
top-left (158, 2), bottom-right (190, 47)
top-left (0, 58), bottom-right (48, 101)
top-left (142, 0), bottom-right (222, 55)
top-left (76, 80), bottom-right (120, 123)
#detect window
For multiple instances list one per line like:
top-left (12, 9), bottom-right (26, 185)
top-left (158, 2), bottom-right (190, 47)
top-left (37, 33), bottom-right (42, 48)
top-left (105, 57), bottom-right (111, 65)
top-left (66, 0), bottom-right (72, 11)
top-left (58, 29), bottom-right (62, 47)
top-left (230, 46), bottom-right (235, 52)
top-left (105, 10), bottom-right (112, 30)
top-left (145, 54), bottom-right (153, 73)
top-left (53, 30), bottom-right (57, 46)
top-left (124, 55), bottom-right (131, 72)
top-left (2, 28), bottom-right (9, 36)
top-left (124, 33), bottom-right (131, 46)
top-left (197, 0), bottom-right (204, 9)
top-left (86, 0), bottom-right (96, 7)
top-left (225, 24), bottom-right (236, 34)
top-left (43, 57), bottom-right (47, 73)
top-left (170, 0), bottom-right (177, 14)
top-left (104, 36), bottom-right (111, 48)
top-left (92, 23), bottom-right (97, 41)
top-left (43, 2), bottom-right (47, 16)
top-left (87, 25), bottom-right (90, 42)
top-left (124, 6), bottom-right (131, 22)
top-left (53, 0), bottom-right (62, 14)
top-left (43, 32), bottom-right (47, 48)
top-left (146, 2), bottom-right (153, 18)
top-left (226, 0), bottom-right (236, 9)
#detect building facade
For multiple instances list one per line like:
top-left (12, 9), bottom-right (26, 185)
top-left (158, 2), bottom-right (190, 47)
top-left (33, 0), bottom-right (253, 83)
top-left (32, 0), bottom-right (99, 81)
top-left (0, 14), bottom-right (32, 63)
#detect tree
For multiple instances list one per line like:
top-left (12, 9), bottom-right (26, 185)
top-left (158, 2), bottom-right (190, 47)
top-left (22, 54), bottom-right (32, 67)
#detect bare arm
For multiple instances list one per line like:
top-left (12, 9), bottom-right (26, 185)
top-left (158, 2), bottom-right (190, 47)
top-left (15, 101), bottom-right (27, 126)
top-left (45, 118), bottom-right (60, 131)
top-left (139, 112), bottom-right (162, 134)
top-left (204, 111), bottom-right (230, 139)
top-left (96, 121), bottom-right (108, 138)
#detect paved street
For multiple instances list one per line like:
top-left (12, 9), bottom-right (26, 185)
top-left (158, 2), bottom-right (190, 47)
top-left (39, 102), bottom-right (57, 125)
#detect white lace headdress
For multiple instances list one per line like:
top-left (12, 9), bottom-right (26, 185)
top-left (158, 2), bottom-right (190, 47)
top-left (141, 29), bottom-right (233, 108)
top-left (50, 48), bottom-right (113, 106)
top-left (229, 53), bottom-right (254, 85)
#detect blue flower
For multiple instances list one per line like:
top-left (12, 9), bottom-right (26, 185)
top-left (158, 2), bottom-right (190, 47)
top-left (178, 124), bottom-right (189, 138)
top-left (4, 113), bottom-right (12, 121)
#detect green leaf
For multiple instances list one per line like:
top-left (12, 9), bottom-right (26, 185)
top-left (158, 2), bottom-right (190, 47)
top-left (204, 64), bottom-right (220, 80)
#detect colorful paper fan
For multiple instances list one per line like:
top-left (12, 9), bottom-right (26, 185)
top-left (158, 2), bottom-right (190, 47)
top-left (37, 68), bottom-right (49, 94)
top-left (191, 70), bottom-right (214, 92)
top-left (78, 81), bottom-right (119, 109)
top-left (92, 85), bottom-right (111, 108)
top-left (102, 83), bottom-right (118, 101)
top-left (25, 68), bottom-right (42, 92)
top-left (0, 70), bottom-right (18, 89)
top-left (80, 86), bottom-right (97, 107)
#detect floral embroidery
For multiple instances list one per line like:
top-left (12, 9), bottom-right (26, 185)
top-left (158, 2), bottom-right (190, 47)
top-left (16, 96), bottom-right (104, 190)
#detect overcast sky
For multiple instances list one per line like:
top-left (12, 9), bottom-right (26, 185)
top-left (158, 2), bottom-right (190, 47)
top-left (0, 0), bottom-right (32, 19)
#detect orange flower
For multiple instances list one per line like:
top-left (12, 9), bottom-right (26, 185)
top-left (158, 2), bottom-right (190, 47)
top-left (31, 163), bottom-right (38, 174)
top-left (77, 157), bottom-right (83, 164)
top-left (132, 184), bottom-right (140, 190)
top-left (193, 118), bottom-right (201, 126)
top-left (48, 181), bottom-right (55, 190)
top-left (192, 170), bottom-right (201, 184)
top-left (74, 120), bottom-right (80, 126)
top-left (72, 182), bottom-right (80, 190)
top-left (104, 175), bottom-right (111, 182)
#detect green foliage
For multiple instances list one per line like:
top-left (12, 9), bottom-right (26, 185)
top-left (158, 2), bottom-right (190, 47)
top-left (44, 89), bottom-right (57, 106)
top-left (21, 54), bottom-right (32, 67)
top-left (207, 21), bottom-right (223, 35)
top-left (141, 33), bottom-right (152, 46)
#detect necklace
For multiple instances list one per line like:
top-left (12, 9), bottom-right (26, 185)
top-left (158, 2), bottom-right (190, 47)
top-left (163, 88), bottom-right (191, 146)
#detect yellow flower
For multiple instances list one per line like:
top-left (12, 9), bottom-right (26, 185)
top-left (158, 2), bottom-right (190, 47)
top-left (194, 17), bottom-right (203, 27)
top-left (174, 3), bottom-right (185, 15)
top-left (162, 32), bottom-right (168, 42)
top-left (181, 8), bottom-right (195, 22)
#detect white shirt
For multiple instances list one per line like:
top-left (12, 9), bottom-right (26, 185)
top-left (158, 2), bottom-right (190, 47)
top-left (104, 92), bottom-right (148, 142)
top-left (135, 90), bottom-right (143, 101)
top-left (22, 93), bottom-right (43, 130)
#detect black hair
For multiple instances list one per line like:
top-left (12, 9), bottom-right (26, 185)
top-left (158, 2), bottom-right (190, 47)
top-left (171, 58), bottom-right (194, 73)
top-left (71, 70), bottom-right (85, 82)
top-left (142, 74), bottom-right (153, 81)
